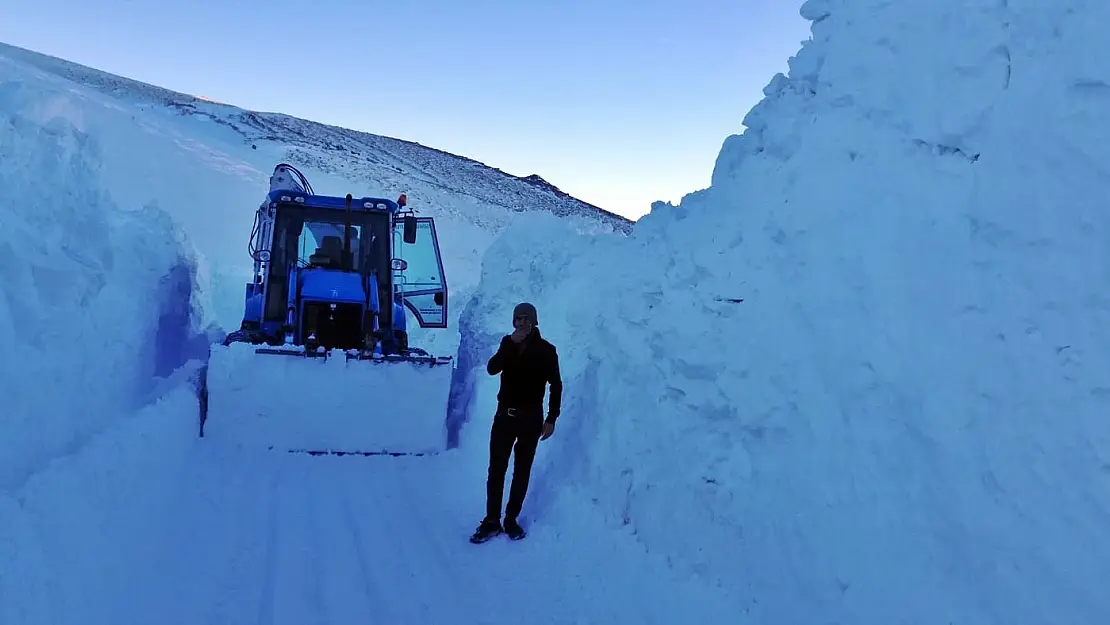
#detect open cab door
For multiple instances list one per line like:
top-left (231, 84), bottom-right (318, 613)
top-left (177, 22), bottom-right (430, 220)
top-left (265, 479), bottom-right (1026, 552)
top-left (393, 216), bottom-right (448, 328)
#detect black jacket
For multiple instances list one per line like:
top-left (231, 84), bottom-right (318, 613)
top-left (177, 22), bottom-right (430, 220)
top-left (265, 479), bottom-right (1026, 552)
top-left (486, 328), bottom-right (562, 423)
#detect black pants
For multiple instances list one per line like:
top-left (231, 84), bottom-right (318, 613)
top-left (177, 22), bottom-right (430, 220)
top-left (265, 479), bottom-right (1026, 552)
top-left (485, 404), bottom-right (543, 522)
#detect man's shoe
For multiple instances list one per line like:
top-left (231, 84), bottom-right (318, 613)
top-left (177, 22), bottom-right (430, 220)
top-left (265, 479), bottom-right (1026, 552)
top-left (503, 517), bottom-right (526, 540)
top-left (469, 518), bottom-right (502, 544)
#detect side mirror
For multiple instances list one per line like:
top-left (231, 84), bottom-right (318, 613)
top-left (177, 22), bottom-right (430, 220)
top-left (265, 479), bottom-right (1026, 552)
top-left (403, 215), bottom-right (417, 244)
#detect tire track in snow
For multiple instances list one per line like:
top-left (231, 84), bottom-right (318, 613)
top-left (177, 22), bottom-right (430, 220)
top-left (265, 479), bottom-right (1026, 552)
top-left (346, 465), bottom-right (421, 618)
top-left (303, 461), bottom-right (329, 625)
top-left (338, 457), bottom-right (489, 622)
top-left (264, 457), bottom-right (344, 625)
top-left (338, 463), bottom-right (399, 621)
top-left (298, 458), bottom-right (375, 621)
top-left (388, 458), bottom-right (498, 620)
top-left (198, 455), bottom-right (276, 625)
top-left (338, 456), bottom-right (472, 621)
top-left (254, 460), bottom-right (284, 625)
top-left (141, 445), bottom-right (277, 625)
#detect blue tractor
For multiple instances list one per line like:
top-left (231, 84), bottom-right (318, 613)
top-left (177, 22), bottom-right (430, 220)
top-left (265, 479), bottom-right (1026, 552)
top-left (200, 164), bottom-right (454, 456)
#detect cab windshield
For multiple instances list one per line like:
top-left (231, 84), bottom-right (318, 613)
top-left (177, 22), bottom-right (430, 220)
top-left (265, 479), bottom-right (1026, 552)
top-left (298, 221), bottom-right (365, 270)
top-left (262, 206), bottom-right (391, 322)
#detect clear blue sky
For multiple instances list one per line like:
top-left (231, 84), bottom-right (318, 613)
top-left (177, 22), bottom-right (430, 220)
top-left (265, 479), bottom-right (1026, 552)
top-left (1, 0), bottom-right (810, 219)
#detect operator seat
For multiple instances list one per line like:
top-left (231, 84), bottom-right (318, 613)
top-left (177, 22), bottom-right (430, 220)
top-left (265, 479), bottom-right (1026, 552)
top-left (310, 235), bottom-right (344, 267)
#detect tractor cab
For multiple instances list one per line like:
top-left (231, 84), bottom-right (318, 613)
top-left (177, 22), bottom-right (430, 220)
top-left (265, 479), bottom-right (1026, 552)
top-left (239, 188), bottom-right (447, 355)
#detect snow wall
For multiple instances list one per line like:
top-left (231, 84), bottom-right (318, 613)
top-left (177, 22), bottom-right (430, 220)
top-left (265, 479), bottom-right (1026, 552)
top-left (454, 1), bottom-right (1110, 623)
top-left (0, 71), bottom-right (213, 622)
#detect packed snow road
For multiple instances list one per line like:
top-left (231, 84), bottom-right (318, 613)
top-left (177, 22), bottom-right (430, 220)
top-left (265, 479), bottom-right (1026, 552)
top-left (118, 438), bottom-right (735, 625)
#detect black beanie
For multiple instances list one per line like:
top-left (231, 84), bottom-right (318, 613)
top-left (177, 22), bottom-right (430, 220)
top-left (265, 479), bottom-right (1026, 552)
top-left (514, 302), bottom-right (538, 324)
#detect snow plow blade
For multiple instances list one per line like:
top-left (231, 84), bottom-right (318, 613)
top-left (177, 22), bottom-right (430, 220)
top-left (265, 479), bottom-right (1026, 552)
top-left (200, 342), bottom-right (452, 456)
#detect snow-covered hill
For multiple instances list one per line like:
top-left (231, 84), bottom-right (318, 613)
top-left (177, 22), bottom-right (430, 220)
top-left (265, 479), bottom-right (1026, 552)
top-left (0, 42), bottom-right (630, 234)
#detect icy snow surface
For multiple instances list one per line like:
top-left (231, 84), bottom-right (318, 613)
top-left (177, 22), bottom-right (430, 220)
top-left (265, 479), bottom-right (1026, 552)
top-left (455, 0), bottom-right (1110, 623)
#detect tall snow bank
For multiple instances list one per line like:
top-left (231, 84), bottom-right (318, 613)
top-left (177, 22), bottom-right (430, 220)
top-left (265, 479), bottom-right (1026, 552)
top-left (0, 77), bottom-right (209, 491)
top-left (458, 1), bottom-right (1110, 623)
top-left (0, 386), bottom-right (200, 625)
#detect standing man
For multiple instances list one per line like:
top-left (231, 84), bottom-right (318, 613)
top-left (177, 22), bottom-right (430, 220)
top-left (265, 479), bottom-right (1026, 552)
top-left (470, 302), bottom-right (562, 543)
